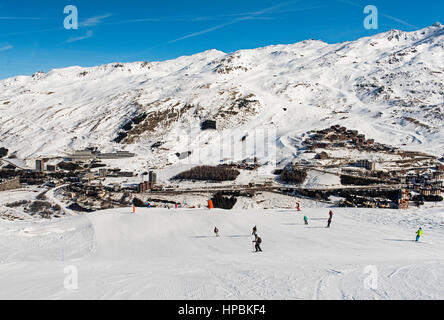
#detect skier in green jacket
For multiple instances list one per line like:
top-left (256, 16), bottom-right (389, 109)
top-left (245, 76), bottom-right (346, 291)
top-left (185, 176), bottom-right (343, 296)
top-left (416, 227), bottom-right (423, 242)
top-left (304, 215), bottom-right (308, 225)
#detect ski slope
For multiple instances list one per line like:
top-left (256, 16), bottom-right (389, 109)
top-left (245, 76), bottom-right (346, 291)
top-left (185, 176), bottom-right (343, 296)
top-left (0, 206), bottom-right (443, 299)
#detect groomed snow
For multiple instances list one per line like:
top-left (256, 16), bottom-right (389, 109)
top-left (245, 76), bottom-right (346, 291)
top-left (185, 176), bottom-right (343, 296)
top-left (0, 206), bottom-right (443, 299)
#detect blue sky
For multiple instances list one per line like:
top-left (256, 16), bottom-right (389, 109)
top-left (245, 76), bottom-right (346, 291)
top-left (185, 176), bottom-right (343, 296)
top-left (0, 0), bottom-right (442, 79)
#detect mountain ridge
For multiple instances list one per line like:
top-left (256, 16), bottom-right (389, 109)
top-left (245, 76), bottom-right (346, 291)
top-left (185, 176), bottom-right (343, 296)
top-left (0, 23), bottom-right (443, 167)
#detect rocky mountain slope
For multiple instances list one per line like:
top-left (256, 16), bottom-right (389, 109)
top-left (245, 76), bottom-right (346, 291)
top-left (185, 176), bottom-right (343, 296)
top-left (0, 23), bottom-right (443, 169)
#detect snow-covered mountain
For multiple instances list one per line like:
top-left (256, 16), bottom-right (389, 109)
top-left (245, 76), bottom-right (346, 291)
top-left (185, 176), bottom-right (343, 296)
top-left (0, 23), bottom-right (443, 168)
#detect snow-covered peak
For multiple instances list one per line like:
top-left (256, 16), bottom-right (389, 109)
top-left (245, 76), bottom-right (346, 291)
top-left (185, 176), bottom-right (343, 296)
top-left (0, 24), bottom-right (443, 164)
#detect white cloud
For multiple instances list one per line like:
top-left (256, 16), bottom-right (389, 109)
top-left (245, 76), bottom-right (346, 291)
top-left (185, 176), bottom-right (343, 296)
top-left (380, 13), bottom-right (418, 29)
top-left (79, 13), bottom-right (112, 27)
top-left (120, 14), bottom-right (278, 24)
top-left (0, 44), bottom-right (13, 52)
top-left (339, 0), bottom-right (418, 29)
top-left (167, 0), bottom-right (303, 44)
top-left (66, 30), bottom-right (93, 43)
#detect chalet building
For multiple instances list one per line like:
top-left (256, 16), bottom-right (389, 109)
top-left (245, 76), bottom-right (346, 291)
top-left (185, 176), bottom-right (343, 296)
top-left (111, 183), bottom-right (121, 192)
top-left (352, 137), bottom-right (365, 145)
top-left (413, 184), bottom-right (423, 192)
top-left (348, 130), bottom-right (358, 137)
top-left (333, 142), bottom-right (346, 148)
top-left (417, 176), bottom-right (426, 184)
top-left (315, 152), bottom-right (329, 160)
top-left (35, 159), bottom-right (45, 172)
top-left (431, 189), bottom-right (441, 196)
top-left (406, 174), bottom-right (417, 184)
top-left (432, 180), bottom-right (443, 188)
top-left (391, 177), bottom-right (400, 183)
top-left (357, 159), bottom-right (376, 171)
top-left (398, 176), bottom-right (407, 184)
top-left (327, 134), bottom-right (338, 141)
top-left (433, 171), bottom-right (444, 180)
top-left (85, 189), bottom-right (98, 196)
top-left (420, 188), bottom-right (431, 196)
top-left (46, 165), bottom-right (54, 172)
top-left (81, 172), bottom-right (95, 182)
top-left (314, 142), bottom-right (330, 149)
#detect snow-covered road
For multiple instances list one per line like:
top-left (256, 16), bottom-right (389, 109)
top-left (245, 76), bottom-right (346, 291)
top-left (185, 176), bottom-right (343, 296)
top-left (0, 206), bottom-right (443, 299)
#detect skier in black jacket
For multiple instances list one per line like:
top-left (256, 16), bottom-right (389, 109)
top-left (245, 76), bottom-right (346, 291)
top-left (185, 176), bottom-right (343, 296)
top-left (214, 226), bottom-right (219, 237)
top-left (253, 235), bottom-right (262, 252)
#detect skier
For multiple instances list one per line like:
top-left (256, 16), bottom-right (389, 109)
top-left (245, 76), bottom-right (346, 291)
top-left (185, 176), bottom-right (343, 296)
top-left (329, 210), bottom-right (333, 218)
top-left (175, 203), bottom-right (178, 209)
top-left (416, 227), bottom-right (423, 242)
top-left (327, 216), bottom-right (332, 228)
top-left (304, 215), bottom-right (308, 225)
top-left (214, 226), bottom-right (219, 237)
top-left (252, 225), bottom-right (257, 236)
top-left (253, 234), bottom-right (262, 252)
